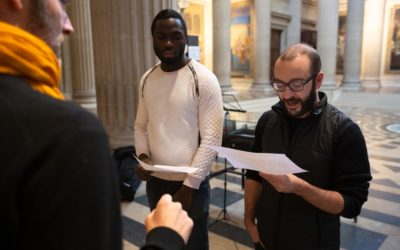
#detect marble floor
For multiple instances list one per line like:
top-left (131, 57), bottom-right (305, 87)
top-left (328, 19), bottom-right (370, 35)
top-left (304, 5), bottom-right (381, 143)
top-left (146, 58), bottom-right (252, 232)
top-left (121, 80), bottom-right (400, 250)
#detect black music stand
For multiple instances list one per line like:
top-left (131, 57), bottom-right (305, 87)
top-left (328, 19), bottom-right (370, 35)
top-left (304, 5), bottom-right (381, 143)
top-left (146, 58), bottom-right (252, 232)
top-left (209, 94), bottom-right (246, 226)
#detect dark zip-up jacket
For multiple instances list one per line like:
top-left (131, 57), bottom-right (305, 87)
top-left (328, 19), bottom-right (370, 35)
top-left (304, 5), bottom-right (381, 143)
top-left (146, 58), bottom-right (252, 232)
top-left (247, 92), bottom-right (371, 250)
top-left (0, 74), bottom-right (122, 250)
top-left (0, 74), bottom-right (185, 250)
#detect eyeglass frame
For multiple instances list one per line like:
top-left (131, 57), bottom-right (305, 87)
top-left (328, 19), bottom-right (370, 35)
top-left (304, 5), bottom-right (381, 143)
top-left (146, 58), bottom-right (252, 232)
top-left (270, 72), bottom-right (319, 92)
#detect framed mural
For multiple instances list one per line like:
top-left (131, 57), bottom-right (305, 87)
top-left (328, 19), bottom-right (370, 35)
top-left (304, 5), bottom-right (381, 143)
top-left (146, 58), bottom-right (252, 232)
top-left (231, 0), bottom-right (251, 77)
top-left (386, 4), bottom-right (400, 73)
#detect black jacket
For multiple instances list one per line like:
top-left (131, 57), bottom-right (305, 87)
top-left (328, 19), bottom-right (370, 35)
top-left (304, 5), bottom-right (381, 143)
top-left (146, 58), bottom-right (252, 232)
top-left (0, 74), bottom-right (186, 250)
top-left (247, 92), bottom-right (372, 250)
top-left (0, 74), bottom-right (122, 249)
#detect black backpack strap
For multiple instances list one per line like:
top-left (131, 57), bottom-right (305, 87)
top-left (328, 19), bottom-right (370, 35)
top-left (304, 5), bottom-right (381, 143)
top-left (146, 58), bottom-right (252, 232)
top-left (187, 63), bottom-right (199, 97)
top-left (141, 63), bottom-right (199, 98)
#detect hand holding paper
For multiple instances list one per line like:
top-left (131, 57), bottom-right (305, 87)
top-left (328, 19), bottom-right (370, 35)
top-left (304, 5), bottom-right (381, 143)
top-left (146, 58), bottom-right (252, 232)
top-left (135, 156), bottom-right (196, 174)
top-left (206, 145), bottom-right (306, 175)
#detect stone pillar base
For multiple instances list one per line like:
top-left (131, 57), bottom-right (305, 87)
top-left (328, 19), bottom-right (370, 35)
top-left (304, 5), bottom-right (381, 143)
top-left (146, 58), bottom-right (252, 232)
top-left (362, 78), bottom-right (381, 88)
top-left (342, 81), bottom-right (362, 91)
top-left (80, 103), bottom-right (97, 115)
top-left (73, 94), bottom-right (97, 104)
top-left (72, 95), bottom-right (97, 114)
top-left (320, 86), bottom-right (342, 102)
top-left (322, 79), bottom-right (339, 88)
top-left (63, 93), bottom-right (73, 101)
top-left (250, 83), bottom-right (275, 94)
top-left (221, 85), bottom-right (234, 93)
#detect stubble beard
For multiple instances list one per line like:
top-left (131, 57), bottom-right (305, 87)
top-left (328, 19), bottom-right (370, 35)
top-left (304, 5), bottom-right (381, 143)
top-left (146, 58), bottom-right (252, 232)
top-left (27, 0), bottom-right (61, 56)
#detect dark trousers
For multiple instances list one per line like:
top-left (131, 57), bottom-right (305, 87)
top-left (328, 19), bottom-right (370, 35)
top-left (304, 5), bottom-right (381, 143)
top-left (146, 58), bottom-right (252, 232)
top-left (146, 176), bottom-right (210, 250)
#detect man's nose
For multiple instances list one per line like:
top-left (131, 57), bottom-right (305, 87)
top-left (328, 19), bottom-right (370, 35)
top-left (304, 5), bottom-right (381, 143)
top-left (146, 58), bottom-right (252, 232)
top-left (282, 85), bottom-right (294, 98)
top-left (165, 39), bottom-right (174, 48)
top-left (63, 12), bottom-right (74, 35)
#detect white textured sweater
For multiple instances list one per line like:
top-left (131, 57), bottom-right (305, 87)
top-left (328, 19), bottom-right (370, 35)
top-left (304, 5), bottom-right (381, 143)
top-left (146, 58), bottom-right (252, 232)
top-left (134, 60), bottom-right (224, 189)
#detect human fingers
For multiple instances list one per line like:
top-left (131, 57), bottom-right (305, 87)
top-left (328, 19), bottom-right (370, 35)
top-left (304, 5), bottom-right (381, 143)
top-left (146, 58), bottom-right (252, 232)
top-left (259, 172), bottom-right (275, 181)
top-left (245, 221), bottom-right (260, 243)
top-left (157, 193), bottom-right (173, 205)
top-left (172, 203), bottom-right (193, 243)
top-left (145, 194), bottom-right (182, 230)
top-left (145, 194), bottom-right (193, 243)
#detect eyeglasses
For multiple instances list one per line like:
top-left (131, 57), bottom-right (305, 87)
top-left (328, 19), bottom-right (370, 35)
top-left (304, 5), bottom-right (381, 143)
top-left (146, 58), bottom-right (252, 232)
top-left (271, 72), bottom-right (318, 92)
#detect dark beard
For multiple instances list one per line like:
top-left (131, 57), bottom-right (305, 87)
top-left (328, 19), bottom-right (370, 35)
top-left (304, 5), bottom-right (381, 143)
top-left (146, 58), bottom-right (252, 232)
top-left (159, 55), bottom-right (180, 65)
top-left (154, 46), bottom-right (186, 66)
top-left (283, 82), bottom-right (317, 118)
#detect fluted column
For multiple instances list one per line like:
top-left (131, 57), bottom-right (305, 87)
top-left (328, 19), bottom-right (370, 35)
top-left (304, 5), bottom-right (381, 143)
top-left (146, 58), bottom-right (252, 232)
top-left (317, 0), bottom-right (339, 87)
top-left (91, 0), bottom-right (177, 148)
top-left (287, 0), bottom-right (301, 46)
top-left (342, 0), bottom-right (365, 88)
top-left (60, 36), bottom-right (73, 100)
top-left (362, 0), bottom-right (385, 87)
top-left (213, 0), bottom-right (231, 90)
top-left (68, 1), bottom-right (96, 106)
top-left (252, 0), bottom-right (271, 87)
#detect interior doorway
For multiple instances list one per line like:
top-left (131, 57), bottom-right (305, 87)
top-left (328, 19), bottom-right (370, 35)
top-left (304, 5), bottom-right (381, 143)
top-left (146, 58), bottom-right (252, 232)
top-left (270, 29), bottom-right (282, 78)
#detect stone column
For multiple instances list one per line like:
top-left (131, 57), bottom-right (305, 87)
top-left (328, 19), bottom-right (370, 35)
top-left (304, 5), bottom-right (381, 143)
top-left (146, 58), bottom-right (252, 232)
top-left (213, 0), bottom-right (231, 90)
top-left (91, 0), bottom-right (177, 148)
top-left (60, 37), bottom-right (73, 100)
top-left (317, 0), bottom-right (339, 87)
top-left (342, 0), bottom-right (365, 89)
top-left (68, 1), bottom-right (96, 111)
top-left (362, 0), bottom-right (385, 87)
top-left (252, 0), bottom-right (271, 88)
top-left (287, 0), bottom-right (301, 46)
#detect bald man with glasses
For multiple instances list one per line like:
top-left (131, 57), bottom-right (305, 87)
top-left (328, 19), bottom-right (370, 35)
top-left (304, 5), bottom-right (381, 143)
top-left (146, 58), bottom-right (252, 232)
top-left (244, 43), bottom-right (371, 250)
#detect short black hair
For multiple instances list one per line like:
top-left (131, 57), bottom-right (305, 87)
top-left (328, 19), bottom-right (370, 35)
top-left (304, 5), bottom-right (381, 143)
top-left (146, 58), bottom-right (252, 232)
top-left (151, 9), bottom-right (187, 36)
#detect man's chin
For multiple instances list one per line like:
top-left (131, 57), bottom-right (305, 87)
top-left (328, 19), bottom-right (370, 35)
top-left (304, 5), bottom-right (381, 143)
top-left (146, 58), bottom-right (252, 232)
top-left (160, 57), bottom-right (179, 65)
top-left (284, 103), bottom-right (299, 116)
top-left (284, 105), bottom-right (308, 118)
top-left (54, 47), bottom-right (62, 58)
top-left (286, 109), bottom-right (312, 119)
top-left (285, 109), bottom-right (300, 118)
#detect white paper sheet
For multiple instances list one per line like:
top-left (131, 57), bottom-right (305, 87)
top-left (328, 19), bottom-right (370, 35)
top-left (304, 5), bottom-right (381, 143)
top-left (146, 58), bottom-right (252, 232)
top-left (134, 156), bottom-right (196, 174)
top-left (207, 145), bottom-right (306, 175)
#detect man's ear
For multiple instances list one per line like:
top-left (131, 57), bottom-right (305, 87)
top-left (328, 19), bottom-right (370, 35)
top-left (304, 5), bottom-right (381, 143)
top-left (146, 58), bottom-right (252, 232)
top-left (315, 72), bottom-right (324, 89)
top-left (10, 0), bottom-right (24, 10)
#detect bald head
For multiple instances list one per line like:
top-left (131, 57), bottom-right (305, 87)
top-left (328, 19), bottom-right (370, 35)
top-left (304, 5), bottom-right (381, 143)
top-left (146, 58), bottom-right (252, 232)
top-left (276, 43), bottom-right (321, 76)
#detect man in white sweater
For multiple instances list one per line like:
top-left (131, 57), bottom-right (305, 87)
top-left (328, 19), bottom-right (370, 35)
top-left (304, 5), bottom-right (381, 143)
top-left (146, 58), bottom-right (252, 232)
top-left (134, 9), bottom-right (224, 250)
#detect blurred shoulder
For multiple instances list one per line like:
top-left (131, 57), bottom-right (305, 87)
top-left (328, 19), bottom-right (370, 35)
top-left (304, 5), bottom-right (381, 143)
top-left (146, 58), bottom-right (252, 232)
top-left (0, 74), bottom-right (106, 141)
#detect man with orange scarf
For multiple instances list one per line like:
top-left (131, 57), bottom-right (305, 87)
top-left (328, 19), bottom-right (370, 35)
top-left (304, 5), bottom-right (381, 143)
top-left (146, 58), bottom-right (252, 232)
top-left (0, 1), bottom-right (192, 250)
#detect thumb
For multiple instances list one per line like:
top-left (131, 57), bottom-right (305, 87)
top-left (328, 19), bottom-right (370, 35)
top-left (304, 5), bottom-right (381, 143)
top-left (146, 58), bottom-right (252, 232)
top-left (158, 194), bottom-right (173, 205)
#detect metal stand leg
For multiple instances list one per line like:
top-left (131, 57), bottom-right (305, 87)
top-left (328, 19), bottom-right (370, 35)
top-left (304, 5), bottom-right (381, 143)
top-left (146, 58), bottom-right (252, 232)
top-left (209, 158), bottom-right (233, 226)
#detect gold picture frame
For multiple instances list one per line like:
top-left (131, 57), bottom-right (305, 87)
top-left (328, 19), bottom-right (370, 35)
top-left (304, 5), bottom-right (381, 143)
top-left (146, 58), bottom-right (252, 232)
top-left (386, 4), bottom-right (400, 74)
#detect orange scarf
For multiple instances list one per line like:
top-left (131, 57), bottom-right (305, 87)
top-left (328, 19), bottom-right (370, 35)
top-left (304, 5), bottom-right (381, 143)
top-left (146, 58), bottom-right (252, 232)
top-left (0, 21), bottom-right (64, 100)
